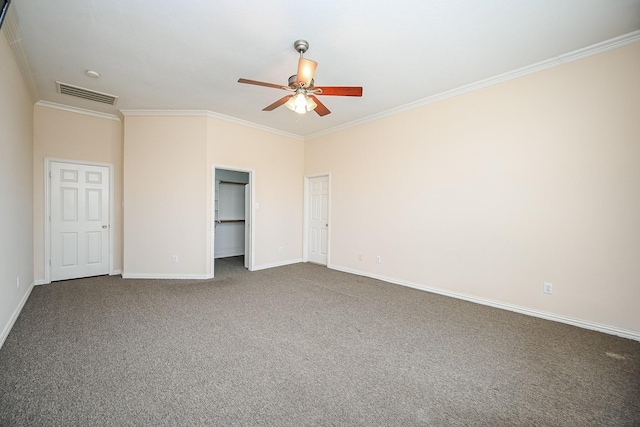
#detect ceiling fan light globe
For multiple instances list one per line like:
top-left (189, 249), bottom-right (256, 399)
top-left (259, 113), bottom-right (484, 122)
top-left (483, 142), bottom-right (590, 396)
top-left (284, 95), bottom-right (297, 111)
top-left (306, 97), bottom-right (317, 111)
top-left (293, 93), bottom-right (307, 114)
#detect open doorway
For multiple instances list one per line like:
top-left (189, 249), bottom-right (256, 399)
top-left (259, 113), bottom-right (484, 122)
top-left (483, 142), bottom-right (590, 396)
top-left (213, 167), bottom-right (252, 278)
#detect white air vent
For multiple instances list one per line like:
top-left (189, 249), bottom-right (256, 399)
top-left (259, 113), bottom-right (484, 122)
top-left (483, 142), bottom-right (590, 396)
top-left (56, 81), bottom-right (118, 106)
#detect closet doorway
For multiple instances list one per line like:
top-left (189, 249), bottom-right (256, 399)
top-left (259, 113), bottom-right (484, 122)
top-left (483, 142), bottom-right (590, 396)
top-left (213, 167), bottom-right (252, 277)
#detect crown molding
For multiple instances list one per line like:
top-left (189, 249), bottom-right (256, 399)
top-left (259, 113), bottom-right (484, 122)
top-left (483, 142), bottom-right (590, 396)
top-left (36, 101), bottom-right (121, 121)
top-left (306, 30), bottom-right (640, 140)
top-left (120, 109), bottom-right (304, 140)
top-left (205, 110), bottom-right (303, 140)
top-left (2, 8), bottom-right (39, 104)
top-left (120, 109), bottom-right (209, 117)
top-left (557, 30), bottom-right (640, 63)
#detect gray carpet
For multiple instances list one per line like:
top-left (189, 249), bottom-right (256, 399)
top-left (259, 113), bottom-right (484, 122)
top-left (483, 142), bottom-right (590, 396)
top-left (1, 263), bottom-right (639, 426)
top-left (214, 256), bottom-right (248, 279)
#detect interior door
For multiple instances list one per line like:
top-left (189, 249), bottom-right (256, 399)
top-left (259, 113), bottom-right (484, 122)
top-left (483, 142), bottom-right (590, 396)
top-left (50, 161), bottom-right (110, 281)
top-left (308, 176), bottom-right (329, 265)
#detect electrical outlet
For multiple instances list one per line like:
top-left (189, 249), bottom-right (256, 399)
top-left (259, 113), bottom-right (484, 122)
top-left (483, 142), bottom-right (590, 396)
top-left (376, 255), bottom-right (382, 264)
top-left (543, 282), bottom-right (553, 294)
top-left (358, 254), bottom-right (363, 261)
top-left (172, 255), bottom-right (179, 263)
top-left (278, 246), bottom-right (283, 253)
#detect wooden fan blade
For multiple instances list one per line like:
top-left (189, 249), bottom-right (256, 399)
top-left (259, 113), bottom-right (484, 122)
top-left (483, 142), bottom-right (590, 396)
top-left (296, 58), bottom-right (317, 87)
top-left (238, 78), bottom-right (284, 90)
top-left (316, 86), bottom-right (363, 97)
top-left (310, 95), bottom-right (331, 116)
top-left (262, 96), bottom-right (291, 111)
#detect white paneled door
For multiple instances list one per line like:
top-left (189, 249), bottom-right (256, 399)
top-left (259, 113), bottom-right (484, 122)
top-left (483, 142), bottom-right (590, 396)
top-left (308, 176), bottom-right (329, 265)
top-left (50, 162), bottom-right (110, 281)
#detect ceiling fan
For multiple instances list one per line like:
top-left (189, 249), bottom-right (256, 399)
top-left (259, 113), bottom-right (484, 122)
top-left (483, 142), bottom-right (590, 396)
top-left (238, 40), bottom-right (363, 116)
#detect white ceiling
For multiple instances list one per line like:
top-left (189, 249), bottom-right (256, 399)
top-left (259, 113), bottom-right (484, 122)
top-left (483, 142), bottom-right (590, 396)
top-left (7, 0), bottom-right (640, 137)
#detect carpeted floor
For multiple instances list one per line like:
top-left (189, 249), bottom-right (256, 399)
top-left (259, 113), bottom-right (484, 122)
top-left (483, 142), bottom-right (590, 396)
top-left (214, 256), bottom-right (248, 279)
top-left (1, 263), bottom-right (639, 426)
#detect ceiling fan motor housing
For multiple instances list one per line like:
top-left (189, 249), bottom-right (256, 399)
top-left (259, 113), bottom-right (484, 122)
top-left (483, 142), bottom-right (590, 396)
top-left (288, 75), bottom-right (314, 88)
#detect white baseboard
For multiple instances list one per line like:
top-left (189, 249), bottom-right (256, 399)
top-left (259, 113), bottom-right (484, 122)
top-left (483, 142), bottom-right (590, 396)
top-left (0, 281), bottom-right (35, 349)
top-left (121, 273), bottom-right (212, 280)
top-left (328, 264), bottom-right (640, 342)
top-left (252, 258), bottom-right (304, 272)
top-left (35, 269), bottom-right (122, 285)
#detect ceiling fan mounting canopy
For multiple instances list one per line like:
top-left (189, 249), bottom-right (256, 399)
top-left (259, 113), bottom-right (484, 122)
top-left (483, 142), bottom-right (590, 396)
top-left (237, 39), bottom-right (363, 116)
top-left (293, 39), bottom-right (310, 55)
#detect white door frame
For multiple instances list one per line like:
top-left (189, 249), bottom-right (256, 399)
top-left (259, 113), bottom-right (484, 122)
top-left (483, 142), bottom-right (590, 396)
top-left (212, 165), bottom-right (255, 277)
top-left (44, 157), bottom-right (115, 284)
top-left (303, 173), bottom-right (331, 265)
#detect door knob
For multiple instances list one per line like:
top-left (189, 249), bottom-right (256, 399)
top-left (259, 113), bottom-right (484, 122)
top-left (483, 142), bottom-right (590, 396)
top-left (102, 225), bottom-right (108, 229)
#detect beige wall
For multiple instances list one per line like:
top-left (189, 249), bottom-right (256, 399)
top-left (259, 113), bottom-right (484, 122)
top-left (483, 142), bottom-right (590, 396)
top-left (206, 117), bottom-right (304, 271)
top-left (122, 113), bottom-right (304, 277)
top-left (305, 43), bottom-right (640, 334)
top-left (123, 115), bottom-right (208, 277)
top-left (0, 31), bottom-right (34, 345)
top-left (33, 105), bottom-right (123, 282)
